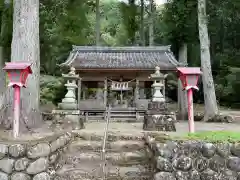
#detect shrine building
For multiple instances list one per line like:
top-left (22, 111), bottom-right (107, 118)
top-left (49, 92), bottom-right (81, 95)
top-left (60, 45), bottom-right (185, 120)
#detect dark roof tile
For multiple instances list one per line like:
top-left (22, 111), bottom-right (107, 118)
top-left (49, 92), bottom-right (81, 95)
top-left (61, 46), bottom-right (185, 70)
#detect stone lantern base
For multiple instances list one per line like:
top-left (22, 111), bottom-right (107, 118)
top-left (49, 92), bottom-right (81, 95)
top-left (51, 110), bottom-right (84, 130)
top-left (143, 101), bottom-right (176, 131)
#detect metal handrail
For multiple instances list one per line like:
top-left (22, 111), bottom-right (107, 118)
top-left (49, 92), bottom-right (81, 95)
top-left (100, 105), bottom-right (111, 180)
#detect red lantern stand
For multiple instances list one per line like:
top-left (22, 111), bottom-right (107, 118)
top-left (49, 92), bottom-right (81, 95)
top-left (177, 67), bottom-right (202, 133)
top-left (3, 62), bottom-right (32, 138)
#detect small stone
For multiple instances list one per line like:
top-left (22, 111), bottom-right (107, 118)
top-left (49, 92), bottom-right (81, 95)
top-left (50, 134), bottom-right (71, 152)
top-left (156, 143), bottom-right (173, 159)
top-left (193, 157), bottom-right (208, 172)
top-left (175, 171), bottom-right (189, 180)
top-left (201, 143), bottom-right (216, 158)
top-left (173, 156), bottom-right (192, 171)
top-left (227, 157), bottom-right (240, 172)
top-left (209, 155), bottom-right (226, 172)
top-left (0, 144), bottom-right (8, 159)
top-left (33, 172), bottom-right (51, 180)
top-left (9, 144), bottom-right (25, 157)
top-left (219, 170), bottom-right (237, 180)
top-left (156, 156), bottom-right (173, 172)
top-left (200, 169), bottom-right (219, 180)
top-left (231, 143), bottom-right (240, 157)
top-left (189, 170), bottom-right (201, 180)
top-left (0, 158), bottom-right (15, 174)
top-left (0, 171), bottom-right (8, 180)
top-left (181, 141), bottom-right (202, 158)
top-left (11, 172), bottom-right (31, 180)
top-left (27, 143), bottom-right (51, 159)
top-left (14, 158), bottom-right (30, 171)
top-left (154, 172), bottom-right (176, 180)
top-left (216, 143), bottom-right (231, 157)
top-left (26, 157), bottom-right (49, 175)
top-left (49, 152), bottom-right (59, 164)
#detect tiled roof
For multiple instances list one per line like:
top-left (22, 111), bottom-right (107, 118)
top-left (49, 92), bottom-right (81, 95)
top-left (61, 46), bottom-right (185, 70)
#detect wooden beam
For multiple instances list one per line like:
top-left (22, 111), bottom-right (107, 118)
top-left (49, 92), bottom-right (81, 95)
top-left (104, 78), bottom-right (107, 107)
top-left (135, 79), bottom-right (139, 103)
top-left (77, 78), bottom-right (82, 110)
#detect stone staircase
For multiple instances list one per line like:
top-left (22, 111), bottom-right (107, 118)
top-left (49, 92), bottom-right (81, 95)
top-left (55, 131), bottom-right (153, 180)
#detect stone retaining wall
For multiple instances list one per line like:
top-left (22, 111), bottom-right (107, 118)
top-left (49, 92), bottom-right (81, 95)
top-left (0, 133), bottom-right (73, 180)
top-left (144, 134), bottom-right (240, 180)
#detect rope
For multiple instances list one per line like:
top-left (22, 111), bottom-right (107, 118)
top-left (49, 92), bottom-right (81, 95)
top-left (107, 78), bottom-right (136, 83)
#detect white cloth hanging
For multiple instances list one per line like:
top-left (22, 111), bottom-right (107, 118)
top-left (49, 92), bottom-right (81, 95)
top-left (111, 81), bottom-right (129, 90)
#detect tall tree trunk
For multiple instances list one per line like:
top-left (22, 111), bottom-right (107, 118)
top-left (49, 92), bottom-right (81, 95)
top-left (148, 0), bottom-right (154, 46)
top-left (177, 44), bottom-right (188, 120)
top-left (0, 0), bottom-right (11, 120)
top-left (6, 0), bottom-right (42, 130)
top-left (95, 0), bottom-right (100, 46)
top-left (198, 0), bottom-right (218, 120)
top-left (0, 47), bottom-right (5, 111)
top-left (140, 0), bottom-right (145, 46)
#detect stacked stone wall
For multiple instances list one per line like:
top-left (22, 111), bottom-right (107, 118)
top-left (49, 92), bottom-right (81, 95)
top-left (145, 134), bottom-right (240, 180)
top-left (0, 133), bottom-right (73, 180)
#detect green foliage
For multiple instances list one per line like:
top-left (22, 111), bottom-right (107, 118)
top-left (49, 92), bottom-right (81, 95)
top-left (1, 0), bottom-right (240, 107)
top-left (40, 75), bottom-right (66, 105)
top-left (160, 0), bottom-right (240, 107)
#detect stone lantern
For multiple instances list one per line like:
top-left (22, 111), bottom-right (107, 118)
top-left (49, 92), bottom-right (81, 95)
top-left (143, 66), bottom-right (176, 132)
top-left (52, 67), bottom-right (84, 130)
top-left (58, 67), bottom-right (79, 110)
top-left (149, 66), bottom-right (167, 102)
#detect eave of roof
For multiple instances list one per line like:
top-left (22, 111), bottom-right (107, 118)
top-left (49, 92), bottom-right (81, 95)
top-left (60, 45), bottom-right (187, 70)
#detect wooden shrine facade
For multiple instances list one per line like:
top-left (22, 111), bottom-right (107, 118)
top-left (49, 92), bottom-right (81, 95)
top-left (60, 46), bottom-right (185, 120)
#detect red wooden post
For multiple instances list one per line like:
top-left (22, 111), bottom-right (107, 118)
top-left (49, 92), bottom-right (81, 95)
top-left (177, 67), bottom-right (202, 133)
top-left (13, 85), bottom-right (21, 138)
top-left (187, 88), bottom-right (194, 133)
top-left (3, 62), bottom-right (32, 138)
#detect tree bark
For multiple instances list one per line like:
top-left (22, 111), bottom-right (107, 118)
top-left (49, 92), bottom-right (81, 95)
top-left (0, 0), bottom-right (11, 126)
top-left (0, 47), bottom-right (5, 110)
top-left (4, 0), bottom-right (42, 130)
top-left (140, 0), bottom-right (145, 46)
top-left (95, 0), bottom-right (100, 46)
top-left (198, 0), bottom-right (218, 120)
top-left (148, 0), bottom-right (154, 46)
top-left (177, 44), bottom-right (188, 120)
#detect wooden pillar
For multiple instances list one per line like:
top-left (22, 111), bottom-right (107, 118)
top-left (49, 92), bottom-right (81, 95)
top-left (135, 79), bottom-right (139, 103)
top-left (77, 78), bottom-right (82, 110)
top-left (82, 83), bottom-right (86, 100)
top-left (135, 79), bottom-right (140, 121)
top-left (163, 80), bottom-right (165, 99)
top-left (104, 78), bottom-right (107, 107)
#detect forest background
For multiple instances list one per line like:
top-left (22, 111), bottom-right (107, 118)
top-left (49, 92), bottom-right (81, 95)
top-left (0, 0), bottom-right (239, 108)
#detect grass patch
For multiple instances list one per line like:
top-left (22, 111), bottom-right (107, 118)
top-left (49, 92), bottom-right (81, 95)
top-left (184, 131), bottom-right (240, 142)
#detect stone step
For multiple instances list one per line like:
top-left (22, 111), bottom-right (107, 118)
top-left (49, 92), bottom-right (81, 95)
top-left (74, 131), bottom-right (144, 142)
top-left (55, 164), bottom-right (153, 180)
top-left (63, 150), bottom-right (150, 166)
top-left (68, 139), bottom-right (145, 152)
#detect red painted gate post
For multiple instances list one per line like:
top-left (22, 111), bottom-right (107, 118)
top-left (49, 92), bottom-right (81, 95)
top-left (13, 85), bottom-right (21, 138)
top-left (187, 88), bottom-right (194, 133)
top-left (177, 67), bottom-right (202, 133)
top-left (3, 62), bottom-right (32, 138)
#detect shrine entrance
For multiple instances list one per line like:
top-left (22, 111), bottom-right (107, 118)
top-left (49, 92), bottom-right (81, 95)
top-left (107, 78), bottom-right (135, 109)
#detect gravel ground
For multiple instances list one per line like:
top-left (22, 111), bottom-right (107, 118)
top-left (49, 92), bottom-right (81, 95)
top-left (1, 120), bottom-right (240, 141)
top-left (81, 121), bottom-right (240, 137)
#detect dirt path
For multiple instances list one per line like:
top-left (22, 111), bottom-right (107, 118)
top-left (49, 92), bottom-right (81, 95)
top-left (81, 121), bottom-right (240, 137)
